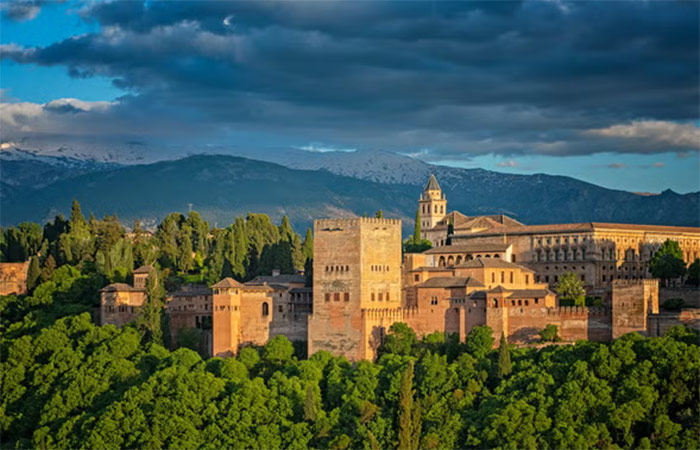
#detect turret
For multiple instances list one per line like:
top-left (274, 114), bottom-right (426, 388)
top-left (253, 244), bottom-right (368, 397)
top-left (418, 174), bottom-right (447, 239)
top-left (212, 278), bottom-right (243, 357)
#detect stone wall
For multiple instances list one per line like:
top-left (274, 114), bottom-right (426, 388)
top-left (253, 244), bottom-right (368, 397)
top-left (489, 305), bottom-right (611, 343)
top-left (0, 261), bottom-right (29, 295)
top-left (240, 288), bottom-right (274, 346)
top-left (269, 288), bottom-right (312, 342)
top-left (659, 287), bottom-right (700, 308)
top-left (100, 291), bottom-right (146, 327)
top-left (611, 279), bottom-right (659, 338)
top-left (647, 309), bottom-right (700, 336)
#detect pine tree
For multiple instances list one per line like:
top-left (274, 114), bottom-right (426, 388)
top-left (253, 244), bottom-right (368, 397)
top-left (398, 360), bottom-right (421, 450)
top-left (497, 332), bottom-right (512, 379)
top-left (26, 256), bottom-right (41, 291)
top-left (69, 200), bottom-right (86, 230)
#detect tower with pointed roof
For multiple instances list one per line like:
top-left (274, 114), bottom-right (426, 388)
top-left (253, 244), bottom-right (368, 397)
top-left (418, 174), bottom-right (447, 240)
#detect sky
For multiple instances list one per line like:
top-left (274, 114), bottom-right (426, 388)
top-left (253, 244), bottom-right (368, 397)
top-left (1, 0), bottom-right (699, 193)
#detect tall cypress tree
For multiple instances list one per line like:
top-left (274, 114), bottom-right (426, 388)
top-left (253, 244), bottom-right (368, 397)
top-left (497, 332), bottom-right (512, 379)
top-left (398, 360), bottom-right (421, 450)
top-left (26, 256), bottom-right (41, 291)
top-left (413, 209), bottom-right (421, 244)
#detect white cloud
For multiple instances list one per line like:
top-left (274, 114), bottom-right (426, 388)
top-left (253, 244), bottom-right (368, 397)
top-left (587, 120), bottom-right (700, 150)
top-left (497, 160), bottom-right (519, 168)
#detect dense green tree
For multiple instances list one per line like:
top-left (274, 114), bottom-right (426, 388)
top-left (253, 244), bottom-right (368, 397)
top-left (375, 210), bottom-right (384, 218)
top-left (497, 332), bottom-right (512, 379)
top-left (556, 271), bottom-right (586, 306)
top-left (650, 240), bottom-right (687, 286)
top-left (539, 324), bottom-right (560, 342)
top-left (382, 322), bottom-right (417, 356)
top-left (465, 325), bottom-right (494, 360)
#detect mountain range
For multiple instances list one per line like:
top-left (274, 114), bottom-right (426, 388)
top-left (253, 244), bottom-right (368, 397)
top-left (1, 147), bottom-right (698, 233)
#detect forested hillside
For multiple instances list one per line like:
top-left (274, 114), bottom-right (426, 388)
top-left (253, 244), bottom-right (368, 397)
top-left (1, 204), bottom-right (699, 450)
top-left (2, 279), bottom-right (698, 449)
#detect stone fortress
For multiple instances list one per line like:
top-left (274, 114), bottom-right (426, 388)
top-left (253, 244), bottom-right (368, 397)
top-left (92, 175), bottom-right (700, 360)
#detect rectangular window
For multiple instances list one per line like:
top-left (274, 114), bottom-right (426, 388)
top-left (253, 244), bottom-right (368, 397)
top-left (344, 293), bottom-right (350, 302)
top-left (414, 274), bottom-right (420, 282)
top-left (378, 293), bottom-right (383, 301)
top-left (510, 272), bottom-right (514, 283)
top-left (325, 293), bottom-right (330, 302)
top-left (278, 305), bottom-right (283, 312)
top-left (371, 293), bottom-right (375, 301)
top-left (334, 293), bottom-right (340, 302)
top-left (386, 292), bottom-right (390, 302)
top-left (525, 275), bottom-right (530, 284)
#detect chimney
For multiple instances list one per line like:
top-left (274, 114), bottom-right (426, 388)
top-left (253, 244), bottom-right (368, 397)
top-left (272, 268), bottom-right (281, 277)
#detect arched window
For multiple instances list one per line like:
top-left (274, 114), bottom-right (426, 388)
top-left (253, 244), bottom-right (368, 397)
top-left (447, 256), bottom-right (454, 266)
top-left (492, 299), bottom-right (499, 308)
top-left (456, 256), bottom-right (463, 265)
top-left (262, 302), bottom-right (269, 316)
top-left (439, 256), bottom-right (446, 267)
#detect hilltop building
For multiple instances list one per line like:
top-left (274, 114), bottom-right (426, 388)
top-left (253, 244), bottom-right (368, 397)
top-left (94, 175), bottom-right (699, 361)
top-left (417, 174), bottom-right (700, 297)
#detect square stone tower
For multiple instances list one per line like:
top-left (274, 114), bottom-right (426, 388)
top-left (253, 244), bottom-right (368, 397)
top-left (611, 279), bottom-right (659, 338)
top-left (212, 278), bottom-right (243, 357)
top-left (308, 217), bottom-right (402, 361)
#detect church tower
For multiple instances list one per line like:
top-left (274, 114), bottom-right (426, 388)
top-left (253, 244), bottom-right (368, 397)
top-left (418, 174), bottom-right (447, 239)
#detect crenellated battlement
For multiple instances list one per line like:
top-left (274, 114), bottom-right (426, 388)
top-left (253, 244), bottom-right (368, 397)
top-left (315, 217), bottom-right (402, 228)
top-left (612, 278), bottom-right (659, 287)
top-left (505, 305), bottom-right (610, 318)
top-left (361, 305), bottom-right (419, 320)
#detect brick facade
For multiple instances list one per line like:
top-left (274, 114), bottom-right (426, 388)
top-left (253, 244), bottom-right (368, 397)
top-left (0, 261), bottom-right (29, 296)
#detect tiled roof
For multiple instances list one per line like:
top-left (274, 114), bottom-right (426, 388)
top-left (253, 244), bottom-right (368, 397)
top-left (424, 174), bottom-right (441, 191)
top-left (290, 287), bottom-right (312, 293)
top-left (417, 277), bottom-right (476, 288)
top-left (455, 222), bottom-right (699, 238)
top-left (487, 286), bottom-right (510, 294)
top-left (424, 243), bottom-right (511, 254)
top-left (100, 283), bottom-right (143, 292)
top-left (455, 258), bottom-right (534, 271)
top-left (211, 277), bottom-right (243, 288)
top-left (133, 265), bottom-right (155, 274)
top-left (507, 289), bottom-right (552, 298)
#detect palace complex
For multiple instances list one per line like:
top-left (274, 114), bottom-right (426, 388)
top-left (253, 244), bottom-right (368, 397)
top-left (419, 174), bottom-right (700, 297)
top-left (76, 175), bottom-right (698, 360)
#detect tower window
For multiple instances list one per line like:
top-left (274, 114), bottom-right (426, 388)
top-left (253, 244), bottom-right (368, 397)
top-left (344, 293), bottom-right (350, 302)
top-left (262, 302), bottom-right (269, 316)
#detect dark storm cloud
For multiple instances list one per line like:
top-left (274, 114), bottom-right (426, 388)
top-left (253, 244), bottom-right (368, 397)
top-left (2, 0), bottom-right (698, 157)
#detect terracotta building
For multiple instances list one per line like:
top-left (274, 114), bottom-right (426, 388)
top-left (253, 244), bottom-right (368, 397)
top-left (417, 175), bottom-right (700, 295)
top-left (99, 265), bottom-right (155, 327)
top-left (0, 261), bottom-right (30, 295)
top-left (161, 271), bottom-right (312, 358)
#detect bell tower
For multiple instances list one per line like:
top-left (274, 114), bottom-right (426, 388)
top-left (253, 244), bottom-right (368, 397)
top-left (418, 174), bottom-right (447, 239)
